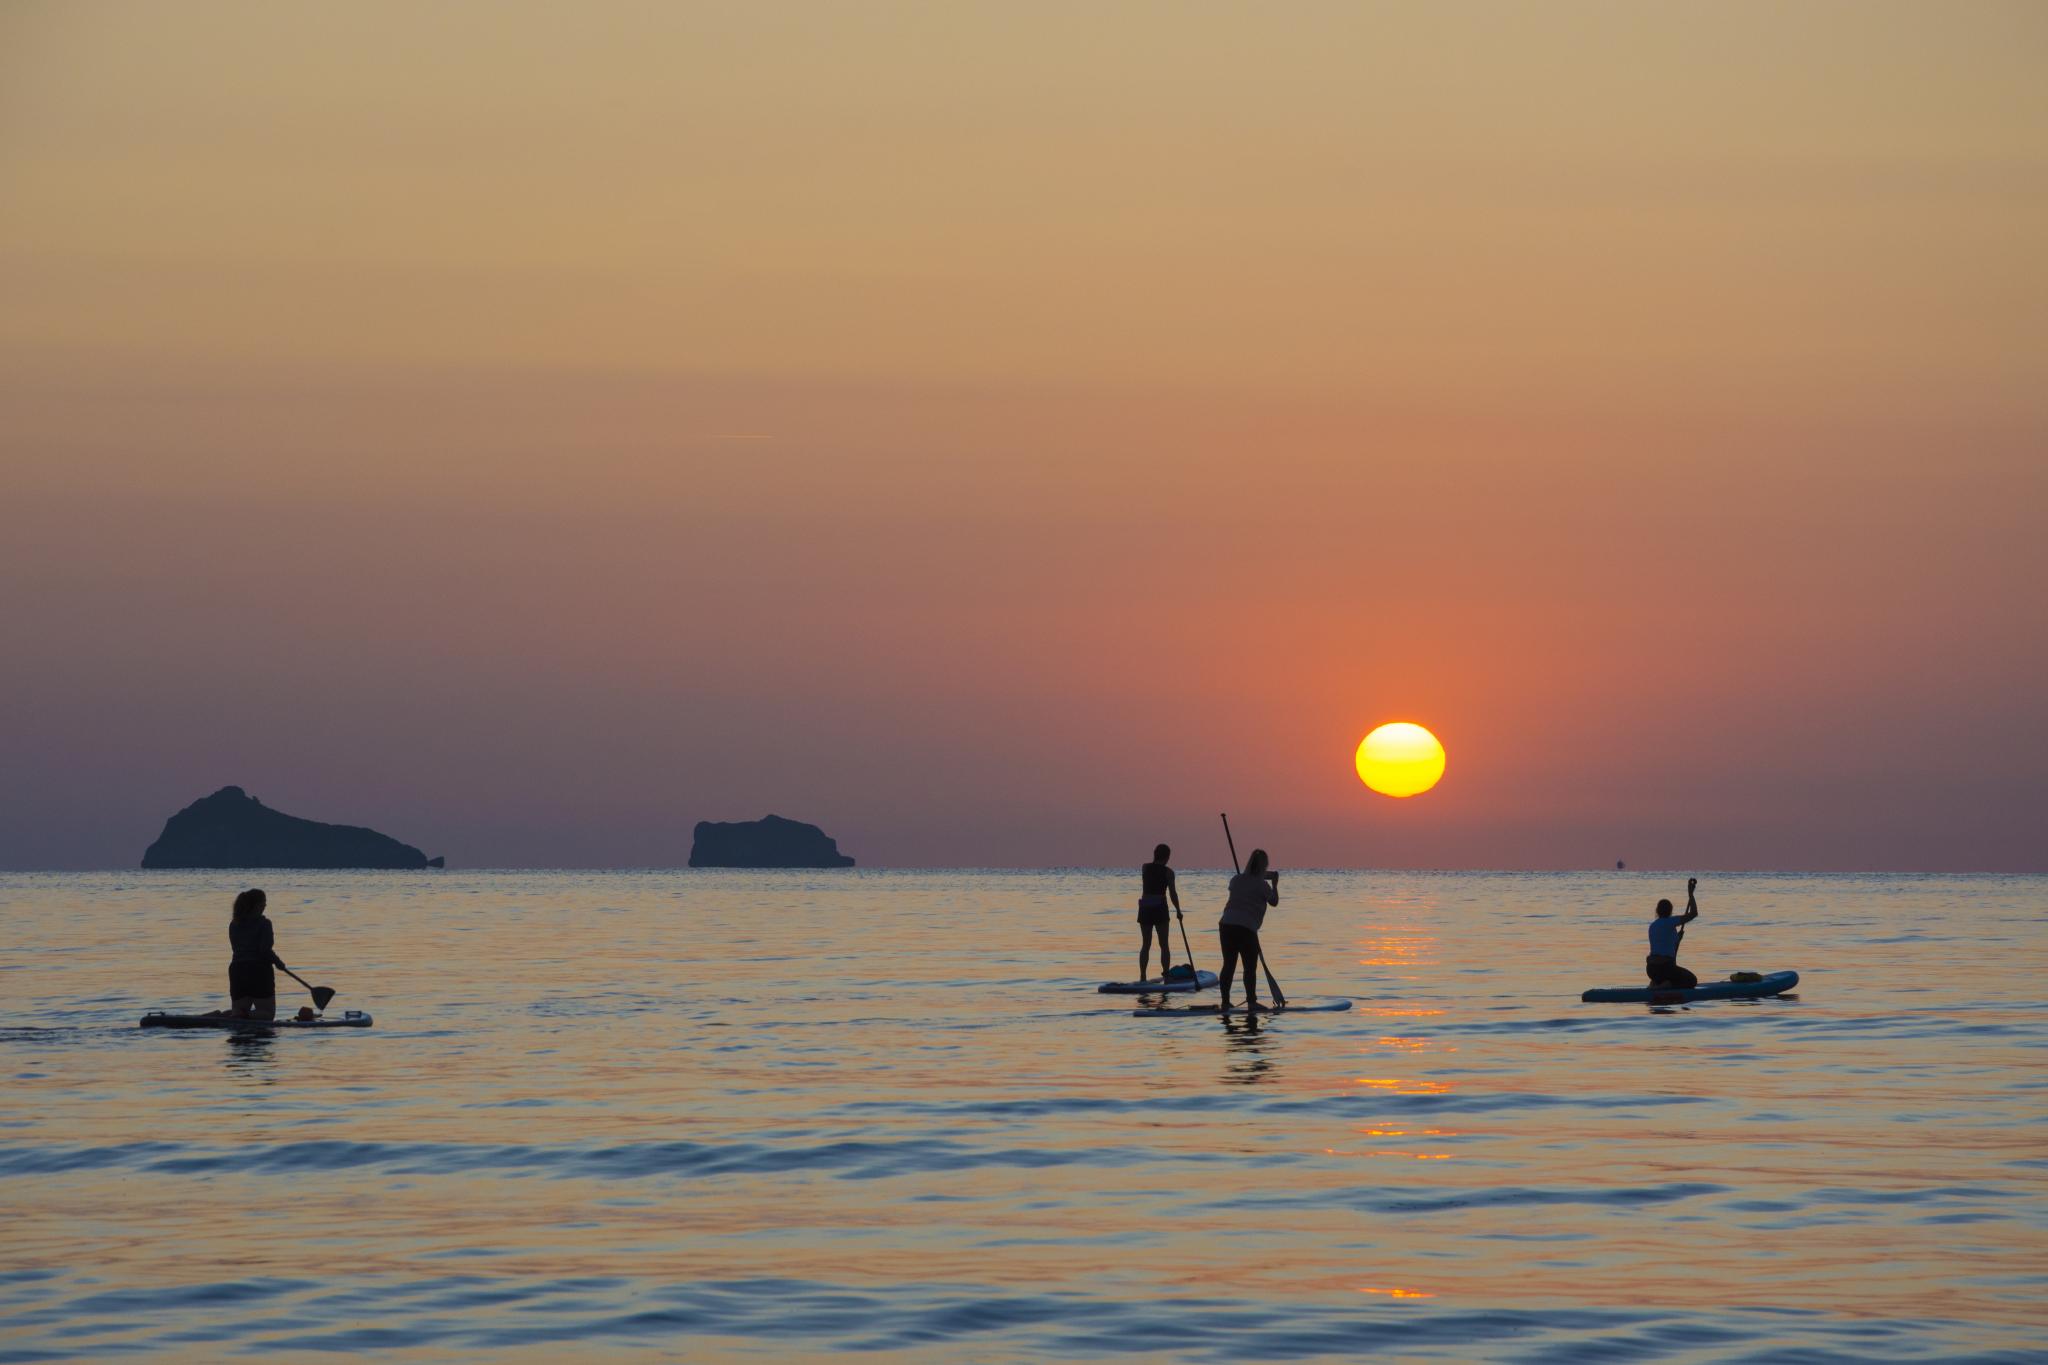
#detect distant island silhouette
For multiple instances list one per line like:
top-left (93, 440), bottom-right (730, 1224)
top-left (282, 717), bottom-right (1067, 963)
top-left (141, 786), bottom-right (444, 870)
top-left (689, 815), bottom-right (855, 868)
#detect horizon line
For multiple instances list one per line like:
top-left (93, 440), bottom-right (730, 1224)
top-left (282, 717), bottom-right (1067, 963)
top-left (2, 865), bottom-right (2041, 877)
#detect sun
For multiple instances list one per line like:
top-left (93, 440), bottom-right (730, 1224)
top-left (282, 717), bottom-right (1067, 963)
top-left (1355, 722), bottom-right (1446, 798)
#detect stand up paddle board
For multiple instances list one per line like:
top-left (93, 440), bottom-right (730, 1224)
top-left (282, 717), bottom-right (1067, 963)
top-left (140, 1010), bottom-right (374, 1030)
top-left (1132, 999), bottom-right (1351, 1017)
top-left (1098, 970), bottom-right (1217, 994)
top-left (1580, 970), bottom-right (1797, 1004)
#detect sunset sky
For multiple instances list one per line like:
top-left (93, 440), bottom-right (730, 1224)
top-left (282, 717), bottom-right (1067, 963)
top-left (2, 2), bottom-right (2043, 869)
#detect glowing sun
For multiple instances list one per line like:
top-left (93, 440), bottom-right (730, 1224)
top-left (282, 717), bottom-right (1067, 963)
top-left (1355, 722), bottom-right (1446, 798)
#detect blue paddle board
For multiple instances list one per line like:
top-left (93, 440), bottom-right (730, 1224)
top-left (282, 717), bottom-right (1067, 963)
top-left (1580, 970), bottom-right (1798, 1004)
top-left (1131, 999), bottom-right (1351, 1017)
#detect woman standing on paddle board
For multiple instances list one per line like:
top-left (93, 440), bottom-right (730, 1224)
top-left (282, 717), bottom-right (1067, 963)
top-left (1137, 844), bottom-right (1182, 981)
top-left (1217, 849), bottom-right (1279, 1012)
top-left (223, 889), bottom-right (290, 1020)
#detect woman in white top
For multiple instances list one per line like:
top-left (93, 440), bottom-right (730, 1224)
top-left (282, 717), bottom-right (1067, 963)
top-left (1645, 878), bottom-right (1700, 988)
top-left (1217, 848), bottom-right (1279, 1011)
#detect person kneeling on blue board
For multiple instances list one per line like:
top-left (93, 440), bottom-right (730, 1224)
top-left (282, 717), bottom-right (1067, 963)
top-left (1137, 844), bottom-right (1182, 981)
top-left (1646, 879), bottom-right (1700, 990)
top-left (1218, 849), bottom-right (1279, 1011)
top-left (210, 888), bottom-right (289, 1020)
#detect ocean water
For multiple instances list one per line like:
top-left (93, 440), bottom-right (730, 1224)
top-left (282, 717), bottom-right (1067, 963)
top-left (0, 869), bottom-right (2042, 1363)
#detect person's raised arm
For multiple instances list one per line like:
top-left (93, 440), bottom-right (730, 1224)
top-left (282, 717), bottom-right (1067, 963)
top-left (1264, 872), bottom-right (1279, 906)
top-left (1683, 877), bottom-right (1699, 923)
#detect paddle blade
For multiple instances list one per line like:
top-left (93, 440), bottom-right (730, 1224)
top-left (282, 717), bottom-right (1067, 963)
top-left (310, 985), bottom-right (337, 1011)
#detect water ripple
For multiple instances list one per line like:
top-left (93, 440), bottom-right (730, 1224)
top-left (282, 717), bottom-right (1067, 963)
top-left (2, 868), bottom-right (2042, 1363)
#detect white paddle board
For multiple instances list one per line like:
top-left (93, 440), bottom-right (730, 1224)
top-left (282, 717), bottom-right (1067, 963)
top-left (1098, 970), bottom-right (1217, 994)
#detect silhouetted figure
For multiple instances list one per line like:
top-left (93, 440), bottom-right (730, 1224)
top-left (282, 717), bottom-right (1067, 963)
top-left (1645, 878), bottom-right (1700, 989)
top-left (1137, 844), bottom-right (1182, 980)
top-left (222, 888), bottom-right (288, 1020)
top-left (1218, 848), bottom-right (1279, 1011)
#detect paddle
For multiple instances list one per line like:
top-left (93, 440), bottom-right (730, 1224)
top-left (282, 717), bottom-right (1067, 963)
top-left (1172, 903), bottom-right (1200, 985)
top-left (279, 965), bottom-right (337, 1012)
top-left (1677, 876), bottom-right (1701, 975)
top-left (1220, 813), bottom-right (1287, 1008)
top-left (1670, 876), bottom-right (1698, 952)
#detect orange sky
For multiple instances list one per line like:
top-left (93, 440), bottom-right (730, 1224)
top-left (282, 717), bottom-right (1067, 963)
top-left (2, 2), bottom-right (2044, 868)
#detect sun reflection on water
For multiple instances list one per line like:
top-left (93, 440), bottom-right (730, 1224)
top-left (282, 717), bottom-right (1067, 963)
top-left (1352, 1076), bottom-right (1454, 1094)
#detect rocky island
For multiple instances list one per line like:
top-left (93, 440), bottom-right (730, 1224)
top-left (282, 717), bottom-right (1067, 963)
top-left (689, 814), bottom-right (855, 868)
top-left (142, 786), bottom-right (444, 870)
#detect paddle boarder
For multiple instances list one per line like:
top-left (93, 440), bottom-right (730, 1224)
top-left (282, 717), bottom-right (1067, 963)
top-left (1217, 848), bottom-right (1279, 1012)
top-left (1137, 844), bottom-right (1182, 981)
top-left (1646, 878), bottom-right (1700, 990)
top-left (221, 888), bottom-right (290, 1020)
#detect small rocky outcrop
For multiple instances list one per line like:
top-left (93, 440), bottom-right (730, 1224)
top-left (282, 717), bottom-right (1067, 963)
top-left (689, 814), bottom-right (855, 868)
top-left (142, 786), bottom-right (443, 870)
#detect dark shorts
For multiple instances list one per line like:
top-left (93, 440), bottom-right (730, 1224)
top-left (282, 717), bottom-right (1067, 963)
top-left (229, 960), bottom-right (275, 999)
top-left (1137, 896), bottom-right (1170, 926)
top-left (1218, 923), bottom-right (1261, 959)
top-left (1645, 955), bottom-right (1697, 989)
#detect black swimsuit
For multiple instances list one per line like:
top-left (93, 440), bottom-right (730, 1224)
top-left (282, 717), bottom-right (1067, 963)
top-left (1138, 862), bottom-right (1173, 924)
top-left (229, 915), bottom-right (281, 997)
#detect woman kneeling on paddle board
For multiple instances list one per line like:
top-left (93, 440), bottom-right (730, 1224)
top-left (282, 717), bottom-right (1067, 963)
top-left (1645, 878), bottom-right (1700, 990)
top-left (1218, 849), bottom-right (1279, 1011)
top-left (222, 888), bottom-right (289, 1020)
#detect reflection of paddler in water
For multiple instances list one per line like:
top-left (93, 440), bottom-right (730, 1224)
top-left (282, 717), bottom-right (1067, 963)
top-left (1646, 878), bottom-right (1701, 989)
top-left (1218, 848), bottom-right (1279, 1012)
top-left (1136, 844), bottom-right (1182, 981)
top-left (1219, 1010), bottom-right (1275, 1084)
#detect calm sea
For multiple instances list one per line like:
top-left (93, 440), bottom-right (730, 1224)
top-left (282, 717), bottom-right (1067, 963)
top-left (1, 870), bottom-right (2042, 1362)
